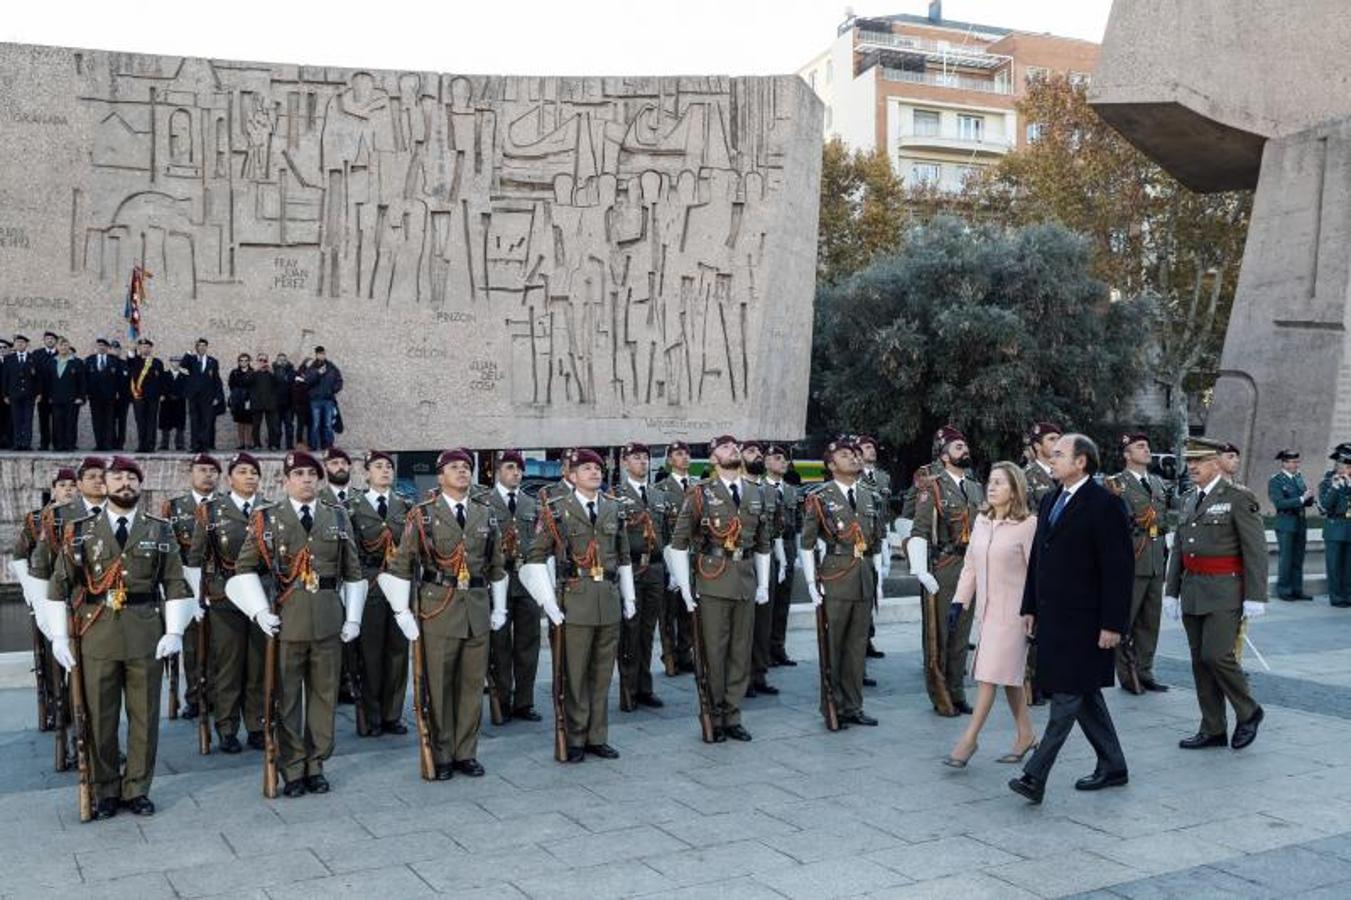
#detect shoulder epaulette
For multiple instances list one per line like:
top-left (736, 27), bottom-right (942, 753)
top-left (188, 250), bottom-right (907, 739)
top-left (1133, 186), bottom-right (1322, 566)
top-left (469, 493), bottom-right (494, 507)
top-left (414, 496), bottom-right (437, 509)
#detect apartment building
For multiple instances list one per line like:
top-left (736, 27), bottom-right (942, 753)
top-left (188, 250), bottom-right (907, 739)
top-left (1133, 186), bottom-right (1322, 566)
top-left (799, 1), bottom-right (1099, 191)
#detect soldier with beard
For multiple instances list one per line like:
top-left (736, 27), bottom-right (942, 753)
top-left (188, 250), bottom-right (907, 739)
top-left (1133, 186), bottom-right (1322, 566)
top-left (320, 447), bottom-right (355, 505)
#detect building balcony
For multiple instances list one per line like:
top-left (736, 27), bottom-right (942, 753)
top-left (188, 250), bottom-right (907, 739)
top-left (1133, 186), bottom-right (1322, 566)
top-left (857, 31), bottom-right (1011, 70)
top-left (881, 67), bottom-right (1011, 95)
top-left (898, 130), bottom-right (1012, 156)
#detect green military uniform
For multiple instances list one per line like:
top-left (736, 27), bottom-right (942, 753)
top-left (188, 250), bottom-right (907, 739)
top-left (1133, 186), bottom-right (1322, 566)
top-left (670, 477), bottom-right (772, 732)
top-left (164, 493), bottom-right (208, 713)
top-left (616, 478), bottom-right (675, 706)
top-left (1023, 461), bottom-right (1057, 507)
top-left (527, 490), bottom-right (630, 751)
top-left (347, 488), bottom-right (413, 730)
top-left (656, 472), bottom-right (697, 670)
top-left (800, 480), bottom-right (886, 720)
top-left (748, 473), bottom-right (784, 690)
top-left (187, 494), bottom-right (268, 742)
top-left (1320, 466), bottom-right (1351, 607)
top-left (233, 499), bottom-right (362, 783)
top-left (1165, 476), bottom-right (1267, 739)
top-left (860, 466), bottom-right (890, 657)
top-left (1268, 466), bottom-right (1311, 599)
top-left (48, 508), bottom-right (192, 804)
top-left (486, 485), bottom-right (542, 717)
top-left (1106, 470), bottom-right (1169, 689)
top-left (911, 464), bottom-right (984, 714)
top-left (765, 475), bottom-right (801, 664)
top-left (387, 493), bottom-right (503, 767)
top-left (15, 506), bottom-right (62, 733)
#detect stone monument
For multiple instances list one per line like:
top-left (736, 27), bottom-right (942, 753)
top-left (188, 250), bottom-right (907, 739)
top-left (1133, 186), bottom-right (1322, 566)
top-left (0, 43), bottom-right (822, 450)
top-left (1090, 0), bottom-right (1351, 495)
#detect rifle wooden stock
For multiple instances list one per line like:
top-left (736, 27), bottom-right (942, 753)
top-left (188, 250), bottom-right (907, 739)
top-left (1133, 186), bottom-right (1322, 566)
top-left (485, 665), bottom-right (505, 727)
top-left (658, 601), bottom-right (678, 677)
top-left (1119, 635), bottom-right (1142, 695)
top-left (261, 630), bottom-right (279, 798)
top-left (688, 605), bottom-right (717, 743)
top-left (550, 620), bottom-right (569, 762)
top-left (32, 620), bottom-right (52, 731)
top-left (410, 565), bottom-right (436, 780)
top-left (165, 654), bottom-right (180, 720)
top-left (344, 640), bottom-right (368, 736)
top-left (52, 673), bottom-right (71, 772)
top-left (197, 611), bottom-right (212, 755)
top-left (66, 619), bottom-right (94, 823)
top-left (617, 619), bottom-right (636, 712)
top-left (815, 604), bottom-right (840, 731)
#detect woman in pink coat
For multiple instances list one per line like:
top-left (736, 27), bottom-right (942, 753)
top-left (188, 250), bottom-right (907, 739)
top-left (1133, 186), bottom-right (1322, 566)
top-left (943, 461), bottom-right (1039, 767)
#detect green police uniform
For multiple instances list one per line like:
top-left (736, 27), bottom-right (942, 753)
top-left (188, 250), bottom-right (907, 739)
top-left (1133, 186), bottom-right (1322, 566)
top-left (233, 499), bottom-right (362, 783)
top-left (800, 480), bottom-right (886, 720)
top-left (765, 475), bottom-right (801, 664)
top-left (164, 493), bottom-right (208, 713)
top-left (1106, 470), bottom-right (1169, 690)
top-left (48, 508), bottom-right (192, 803)
top-left (1318, 469), bottom-right (1351, 607)
top-left (188, 494), bottom-right (269, 742)
top-left (1165, 477), bottom-right (1267, 738)
top-left (670, 477), bottom-right (772, 732)
top-left (387, 493), bottom-right (504, 767)
top-left (656, 472), bottom-right (697, 670)
top-left (911, 465), bottom-right (984, 714)
top-left (1269, 469), bottom-right (1311, 599)
top-left (616, 479), bottom-right (675, 706)
top-left (347, 488), bottom-right (413, 731)
top-left (486, 485), bottom-right (542, 717)
top-left (527, 490), bottom-right (630, 750)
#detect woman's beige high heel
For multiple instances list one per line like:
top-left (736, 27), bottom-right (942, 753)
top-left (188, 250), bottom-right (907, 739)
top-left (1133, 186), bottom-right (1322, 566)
top-left (942, 741), bottom-right (978, 768)
top-left (997, 741), bottom-right (1038, 764)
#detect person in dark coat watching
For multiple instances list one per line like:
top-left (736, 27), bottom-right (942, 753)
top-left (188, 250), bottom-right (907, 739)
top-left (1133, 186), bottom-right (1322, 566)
top-left (158, 356), bottom-right (188, 451)
top-left (48, 336), bottom-right (86, 452)
top-left (271, 352), bottom-right (296, 449)
top-left (250, 354), bottom-right (280, 450)
top-left (290, 359), bottom-right (313, 449)
top-left (1009, 433), bottom-right (1132, 805)
top-left (84, 337), bottom-right (123, 450)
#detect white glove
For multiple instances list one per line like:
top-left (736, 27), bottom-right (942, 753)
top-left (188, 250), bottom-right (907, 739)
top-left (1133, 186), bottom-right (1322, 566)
top-left (873, 552), bottom-right (886, 604)
top-left (545, 556), bottom-right (557, 590)
top-left (157, 595), bottom-right (195, 661)
top-left (754, 552), bottom-right (770, 605)
top-left (45, 599), bottom-right (76, 670)
top-left (519, 562), bottom-right (564, 624)
top-left (667, 547), bottom-right (695, 611)
top-left (254, 611), bottom-right (281, 636)
top-left (155, 633), bottom-right (183, 659)
top-left (182, 565), bottom-right (203, 605)
top-left (773, 538), bottom-right (787, 583)
top-left (916, 572), bottom-right (939, 596)
top-left (1243, 600), bottom-right (1265, 619)
top-left (794, 552), bottom-right (803, 570)
top-left (908, 537), bottom-right (938, 595)
top-left (801, 549), bottom-right (822, 607)
top-left (51, 638), bottom-right (77, 671)
top-left (29, 578), bottom-right (56, 639)
top-left (1163, 595), bottom-right (1181, 620)
top-left (225, 572), bottom-right (270, 622)
top-left (393, 609), bottom-right (420, 640)
top-left (9, 559), bottom-right (40, 610)
top-left (342, 579), bottom-right (368, 627)
top-left (491, 576), bottom-right (508, 630)
top-left (341, 622), bottom-right (360, 642)
top-left (618, 565), bottom-right (637, 619)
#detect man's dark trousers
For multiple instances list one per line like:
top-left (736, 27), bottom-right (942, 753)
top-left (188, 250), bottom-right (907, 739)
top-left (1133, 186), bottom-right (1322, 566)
top-left (1023, 690), bottom-right (1126, 782)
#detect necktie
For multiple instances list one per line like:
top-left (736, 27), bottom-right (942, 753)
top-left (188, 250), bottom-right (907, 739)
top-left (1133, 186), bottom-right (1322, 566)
top-left (338, 489), bottom-right (346, 503)
top-left (730, 483), bottom-right (741, 508)
top-left (679, 477), bottom-right (688, 491)
top-left (1140, 475), bottom-right (1152, 497)
top-left (377, 495), bottom-right (388, 520)
top-left (847, 487), bottom-right (857, 511)
top-left (455, 503), bottom-right (466, 529)
top-left (776, 483), bottom-right (784, 501)
top-left (115, 516), bottom-right (129, 549)
top-left (1195, 490), bottom-right (1207, 512)
top-left (90, 505), bottom-right (102, 518)
top-left (242, 501), bottom-right (251, 518)
top-left (507, 491), bottom-right (517, 514)
top-left (959, 479), bottom-right (970, 504)
top-left (587, 500), bottom-right (597, 525)
top-left (98, 356), bottom-right (104, 372)
top-left (1049, 491), bottom-right (1070, 526)
top-left (639, 485), bottom-right (648, 505)
top-left (865, 470), bottom-right (876, 485)
top-left (300, 504), bottom-right (313, 532)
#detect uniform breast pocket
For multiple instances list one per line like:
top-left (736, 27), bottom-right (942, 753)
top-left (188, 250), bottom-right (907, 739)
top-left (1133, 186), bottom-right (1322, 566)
top-left (601, 520), bottom-right (618, 536)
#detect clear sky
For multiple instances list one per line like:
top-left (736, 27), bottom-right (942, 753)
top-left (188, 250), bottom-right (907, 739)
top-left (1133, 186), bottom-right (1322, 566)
top-left (2, 0), bottom-right (1112, 75)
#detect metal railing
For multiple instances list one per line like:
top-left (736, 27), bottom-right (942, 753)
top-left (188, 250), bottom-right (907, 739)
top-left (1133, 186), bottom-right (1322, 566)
top-left (857, 31), bottom-right (1012, 68)
top-left (881, 67), bottom-right (1012, 95)
top-left (899, 127), bottom-right (1013, 151)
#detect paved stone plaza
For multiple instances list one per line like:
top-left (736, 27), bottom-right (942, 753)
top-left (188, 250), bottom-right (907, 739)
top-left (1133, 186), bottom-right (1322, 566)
top-left (1, 597), bottom-right (1349, 899)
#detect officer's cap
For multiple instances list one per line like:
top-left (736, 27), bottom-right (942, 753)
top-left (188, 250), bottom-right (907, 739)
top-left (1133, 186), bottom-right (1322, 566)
top-left (823, 435), bottom-right (860, 464)
top-left (740, 440), bottom-right (764, 454)
top-left (667, 441), bottom-right (690, 454)
top-left (1120, 431), bottom-right (1149, 449)
top-left (1275, 449), bottom-right (1301, 462)
top-left (283, 450), bottom-right (324, 477)
top-left (0, 339), bottom-right (12, 349)
top-left (709, 434), bottom-right (739, 451)
top-left (573, 448), bottom-right (605, 470)
top-left (189, 452), bottom-right (221, 472)
top-left (95, 338), bottom-right (110, 348)
top-left (42, 331), bottom-right (57, 340)
top-left (765, 443), bottom-right (790, 458)
top-left (1029, 422), bottom-right (1063, 442)
top-left (137, 338), bottom-right (153, 347)
top-left (1183, 437), bottom-right (1226, 460)
top-left (14, 334), bottom-right (29, 343)
top-left (495, 449), bottom-right (524, 469)
top-left (933, 425), bottom-right (966, 455)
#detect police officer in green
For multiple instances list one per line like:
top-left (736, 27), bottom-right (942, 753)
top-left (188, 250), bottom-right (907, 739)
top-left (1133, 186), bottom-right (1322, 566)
top-left (1165, 437), bottom-right (1267, 750)
top-left (520, 449), bottom-right (637, 761)
top-left (486, 449), bottom-right (543, 722)
top-left (667, 435), bottom-right (772, 742)
top-left (163, 454), bottom-right (221, 719)
top-left (763, 444), bottom-right (801, 668)
top-left (615, 441), bottom-right (676, 709)
top-left (800, 437), bottom-right (887, 728)
top-left (907, 425), bottom-right (984, 717)
top-left (187, 452), bottom-right (269, 753)
top-left (346, 449), bottom-right (413, 736)
top-left (225, 450), bottom-right (367, 797)
top-left (741, 441), bottom-right (786, 697)
top-left (379, 448), bottom-right (507, 778)
top-left (1269, 449), bottom-right (1315, 601)
top-left (46, 456), bottom-right (195, 819)
top-left (1318, 445), bottom-right (1351, 608)
top-left (1106, 433), bottom-right (1170, 694)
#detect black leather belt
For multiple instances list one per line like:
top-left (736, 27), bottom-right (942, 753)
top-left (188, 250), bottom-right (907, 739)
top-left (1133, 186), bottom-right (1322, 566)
top-left (424, 571), bottom-right (488, 589)
top-left (504, 558), bottom-right (517, 574)
top-left (824, 542), bottom-right (867, 558)
top-left (702, 546), bottom-right (750, 561)
top-left (559, 564), bottom-right (618, 583)
top-left (89, 591), bottom-right (156, 606)
top-left (937, 544), bottom-right (967, 558)
top-left (631, 550), bottom-right (662, 566)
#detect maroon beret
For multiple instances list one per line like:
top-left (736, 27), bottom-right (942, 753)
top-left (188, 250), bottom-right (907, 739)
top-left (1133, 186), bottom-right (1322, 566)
top-left (709, 434), bottom-right (739, 451)
top-left (228, 451), bottom-right (261, 474)
top-left (436, 448), bottom-right (473, 471)
top-left (1119, 432), bottom-right (1149, 449)
top-left (667, 441), bottom-right (690, 454)
top-left (621, 442), bottom-right (650, 457)
top-left (1029, 422), bottom-right (1063, 441)
top-left (496, 449), bottom-right (525, 469)
top-left (560, 448), bottom-right (579, 468)
top-left (188, 452), bottom-right (221, 472)
top-left (765, 443), bottom-right (790, 458)
top-left (364, 449), bottom-right (395, 468)
top-left (77, 456), bottom-right (106, 476)
top-left (823, 436), bottom-right (859, 464)
top-left (573, 448), bottom-right (605, 469)
top-left (284, 450), bottom-right (324, 476)
top-left (108, 455), bottom-right (143, 481)
top-left (324, 447), bottom-right (351, 464)
top-left (741, 440), bottom-right (764, 454)
top-left (854, 434), bottom-right (879, 450)
top-left (52, 467), bottom-right (77, 485)
top-left (935, 425), bottom-right (966, 448)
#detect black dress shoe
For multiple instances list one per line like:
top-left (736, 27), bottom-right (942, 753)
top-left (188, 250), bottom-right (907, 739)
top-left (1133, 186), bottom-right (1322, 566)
top-left (360, 723), bottom-right (384, 738)
top-left (1231, 706), bottom-right (1264, 750)
top-left (1179, 731), bottom-right (1228, 749)
top-left (1075, 770), bottom-right (1129, 791)
top-left (1333, 600), bottom-right (1351, 608)
top-left (723, 724), bottom-right (753, 742)
top-left (182, 702), bottom-right (199, 719)
top-left (122, 796), bottom-right (155, 816)
top-left (862, 677), bottom-right (877, 687)
top-left (218, 734), bottom-right (243, 754)
top-left (842, 712), bottom-right (878, 726)
top-left (281, 779), bottom-right (307, 798)
top-left (512, 707), bottom-right (543, 722)
top-left (565, 746), bottom-right (586, 763)
top-left (585, 743), bottom-right (621, 759)
top-left (866, 643), bottom-right (886, 659)
top-left (247, 731), bottom-right (265, 751)
top-left (1140, 678), bottom-right (1169, 692)
top-left (636, 693), bottom-right (665, 708)
top-left (381, 720), bottom-right (408, 735)
top-left (744, 686), bottom-right (758, 698)
top-left (434, 764), bottom-right (454, 781)
top-left (337, 687), bottom-right (355, 704)
top-left (1294, 592), bottom-right (1314, 600)
top-left (1008, 773), bottom-right (1045, 804)
top-left (304, 774), bottom-right (330, 794)
top-left (453, 758), bottom-right (486, 777)
top-left (677, 659), bottom-right (696, 674)
top-left (94, 797), bottom-right (119, 820)
top-left (753, 683), bottom-right (780, 696)
top-left (711, 727), bottom-right (727, 743)
top-left (934, 706), bottom-right (961, 718)
top-left (775, 656), bottom-right (798, 667)
top-left (956, 701), bottom-right (974, 715)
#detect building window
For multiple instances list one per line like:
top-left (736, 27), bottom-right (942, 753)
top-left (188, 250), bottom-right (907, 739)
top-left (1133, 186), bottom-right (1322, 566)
top-left (1025, 66), bottom-right (1049, 84)
top-left (994, 69), bottom-right (1010, 93)
top-left (1026, 122), bottom-right (1043, 143)
top-left (826, 60), bottom-right (834, 83)
top-left (913, 109), bottom-right (940, 137)
top-left (957, 114), bottom-right (984, 142)
top-left (958, 164), bottom-right (983, 186)
top-left (910, 162), bottom-right (941, 186)
top-left (1069, 71), bottom-right (1091, 88)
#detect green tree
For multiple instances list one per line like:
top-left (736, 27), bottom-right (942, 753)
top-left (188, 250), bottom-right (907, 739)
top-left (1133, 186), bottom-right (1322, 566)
top-left (816, 137), bottom-right (907, 286)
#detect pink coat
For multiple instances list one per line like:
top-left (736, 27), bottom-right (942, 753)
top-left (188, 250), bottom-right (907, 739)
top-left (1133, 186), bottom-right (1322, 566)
top-left (954, 513), bottom-right (1037, 686)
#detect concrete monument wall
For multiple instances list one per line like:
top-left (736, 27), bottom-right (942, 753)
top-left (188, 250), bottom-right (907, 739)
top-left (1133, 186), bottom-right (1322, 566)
top-left (0, 43), bottom-right (822, 450)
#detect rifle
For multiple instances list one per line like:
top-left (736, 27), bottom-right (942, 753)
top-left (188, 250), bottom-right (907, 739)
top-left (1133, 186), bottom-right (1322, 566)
top-left (32, 618), bottom-right (52, 731)
top-left (1119, 634), bottom-right (1143, 694)
top-left (259, 514), bottom-right (280, 799)
top-left (66, 609), bottom-right (94, 822)
top-left (815, 603), bottom-right (841, 731)
top-left (617, 616), bottom-right (636, 712)
top-left (409, 559), bottom-right (437, 780)
top-left (550, 619), bottom-right (569, 762)
top-left (344, 639), bottom-right (368, 736)
top-left (658, 603), bottom-right (678, 677)
top-left (485, 658), bottom-right (506, 727)
top-left (165, 654), bottom-right (181, 719)
top-left (52, 669), bottom-right (71, 772)
top-left (688, 603), bottom-right (717, 742)
top-left (196, 608), bottom-right (212, 755)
